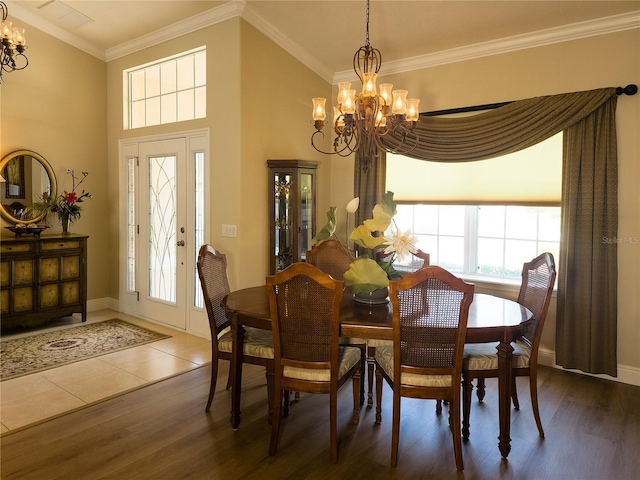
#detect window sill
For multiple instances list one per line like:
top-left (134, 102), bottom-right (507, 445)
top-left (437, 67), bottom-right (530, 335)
top-left (456, 273), bottom-right (557, 298)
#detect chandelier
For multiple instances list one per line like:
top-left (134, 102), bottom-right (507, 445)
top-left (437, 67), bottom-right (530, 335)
top-left (310, 0), bottom-right (420, 172)
top-left (1, 1), bottom-right (29, 82)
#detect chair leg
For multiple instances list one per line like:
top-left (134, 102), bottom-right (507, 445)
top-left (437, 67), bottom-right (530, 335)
top-left (225, 367), bottom-right (231, 390)
top-left (390, 389), bottom-right (401, 467)
top-left (359, 345), bottom-right (366, 405)
top-left (462, 373), bottom-right (473, 440)
top-left (283, 390), bottom-right (290, 417)
top-left (476, 377), bottom-right (486, 402)
top-left (511, 374), bottom-right (520, 410)
top-left (266, 368), bottom-right (275, 424)
top-left (352, 371), bottom-right (361, 425)
top-left (529, 373), bottom-right (545, 437)
top-left (451, 390), bottom-right (464, 471)
top-left (330, 390), bottom-right (338, 463)
top-left (436, 399), bottom-right (442, 415)
top-left (205, 359), bottom-right (219, 412)
top-left (269, 386), bottom-right (283, 456)
top-left (367, 346), bottom-right (375, 406)
top-left (375, 365), bottom-right (383, 424)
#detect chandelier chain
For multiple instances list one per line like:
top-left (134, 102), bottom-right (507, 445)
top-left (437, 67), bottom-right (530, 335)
top-left (365, 0), bottom-right (370, 48)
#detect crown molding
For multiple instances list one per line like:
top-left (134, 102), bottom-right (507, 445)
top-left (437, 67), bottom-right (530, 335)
top-left (7, 1), bottom-right (638, 83)
top-left (241, 3), bottom-right (334, 84)
top-left (105, 1), bottom-right (245, 61)
top-left (334, 10), bottom-right (640, 84)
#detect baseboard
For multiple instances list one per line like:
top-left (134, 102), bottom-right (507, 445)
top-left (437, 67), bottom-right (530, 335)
top-left (87, 297), bottom-right (119, 313)
top-left (538, 347), bottom-right (640, 387)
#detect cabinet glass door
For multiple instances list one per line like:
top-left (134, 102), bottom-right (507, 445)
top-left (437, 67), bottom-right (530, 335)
top-left (274, 172), bottom-right (292, 272)
top-left (299, 173), bottom-right (313, 261)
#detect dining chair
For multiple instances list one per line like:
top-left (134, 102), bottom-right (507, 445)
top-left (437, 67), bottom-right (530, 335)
top-left (462, 252), bottom-right (556, 439)
top-left (374, 266), bottom-right (474, 470)
top-left (266, 262), bottom-right (361, 463)
top-left (367, 249), bottom-right (431, 407)
top-left (306, 238), bottom-right (354, 280)
top-left (307, 239), bottom-right (367, 405)
top-left (197, 244), bottom-right (275, 416)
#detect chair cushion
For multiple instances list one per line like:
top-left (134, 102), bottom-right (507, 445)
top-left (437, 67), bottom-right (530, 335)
top-left (366, 339), bottom-right (393, 348)
top-left (283, 346), bottom-right (361, 382)
top-left (218, 327), bottom-right (274, 359)
top-left (374, 346), bottom-right (453, 387)
top-left (462, 340), bottom-right (531, 370)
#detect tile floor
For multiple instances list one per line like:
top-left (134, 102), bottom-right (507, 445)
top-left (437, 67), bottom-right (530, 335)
top-left (0, 309), bottom-right (212, 434)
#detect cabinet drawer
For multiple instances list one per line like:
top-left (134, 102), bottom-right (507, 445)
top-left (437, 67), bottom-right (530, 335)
top-left (41, 240), bottom-right (81, 251)
top-left (1, 243), bottom-right (33, 254)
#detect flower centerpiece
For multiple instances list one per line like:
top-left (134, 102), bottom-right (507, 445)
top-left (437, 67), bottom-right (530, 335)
top-left (312, 191), bottom-right (418, 297)
top-left (30, 170), bottom-right (92, 234)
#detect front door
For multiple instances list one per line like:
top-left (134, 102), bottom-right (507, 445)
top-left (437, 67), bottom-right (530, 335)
top-left (120, 132), bottom-right (209, 335)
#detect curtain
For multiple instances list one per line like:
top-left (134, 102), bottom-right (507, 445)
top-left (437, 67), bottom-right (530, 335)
top-left (354, 150), bottom-right (386, 229)
top-left (355, 87), bottom-right (618, 375)
top-left (556, 100), bottom-right (618, 375)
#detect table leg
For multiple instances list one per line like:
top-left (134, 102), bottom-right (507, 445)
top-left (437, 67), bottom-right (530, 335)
top-left (230, 316), bottom-right (245, 430)
top-left (496, 339), bottom-right (514, 458)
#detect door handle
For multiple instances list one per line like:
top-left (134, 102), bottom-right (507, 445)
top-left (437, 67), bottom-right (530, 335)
top-left (177, 240), bottom-right (185, 247)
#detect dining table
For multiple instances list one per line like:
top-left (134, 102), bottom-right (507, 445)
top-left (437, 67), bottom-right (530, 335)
top-left (221, 285), bottom-right (533, 459)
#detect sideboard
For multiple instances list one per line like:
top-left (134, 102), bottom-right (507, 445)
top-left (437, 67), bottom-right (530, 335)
top-left (1, 233), bottom-right (88, 329)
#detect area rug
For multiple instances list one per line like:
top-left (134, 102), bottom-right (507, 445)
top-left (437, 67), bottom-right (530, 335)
top-left (0, 319), bottom-right (171, 381)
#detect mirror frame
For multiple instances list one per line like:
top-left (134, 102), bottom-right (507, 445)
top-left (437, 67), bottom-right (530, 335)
top-left (0, 150), bottom-right (58, 225)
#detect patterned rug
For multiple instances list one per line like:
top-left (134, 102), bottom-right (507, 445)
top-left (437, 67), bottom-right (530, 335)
top-left (0, 319), bottom-right (171, 381)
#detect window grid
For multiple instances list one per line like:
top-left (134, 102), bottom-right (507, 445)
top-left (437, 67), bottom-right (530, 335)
top-left (392, 204), bottom-right (560, 281)
top-left (126, 49), bottom-right (206, 129)
top-left (193, 151), bottom-right (205, 309)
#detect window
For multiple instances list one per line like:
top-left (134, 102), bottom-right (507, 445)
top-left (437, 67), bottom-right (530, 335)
top-left (391, 204), bottom-right (560, 281)
top-left (387, 133), bottom-right (562, 282)
top-left (125, 47), bottom-right (206, 129)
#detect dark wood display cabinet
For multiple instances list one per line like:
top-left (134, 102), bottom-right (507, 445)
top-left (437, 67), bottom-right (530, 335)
top-left (267, 160), bottom-right (318, 274)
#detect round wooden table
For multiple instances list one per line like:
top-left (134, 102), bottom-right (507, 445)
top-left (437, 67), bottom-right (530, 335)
top-left (222, 286), bottom-right (533, 458)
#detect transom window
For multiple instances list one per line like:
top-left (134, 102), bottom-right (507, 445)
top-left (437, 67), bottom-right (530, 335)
top-left (124, 47), bottom-right (206, 129)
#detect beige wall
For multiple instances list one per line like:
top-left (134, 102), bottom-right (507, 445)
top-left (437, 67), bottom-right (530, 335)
top-left (105, 18), bottom-right (330, 294)
top-left (2, 15), bottom-right (637, 379)
top-left (1, 23), bottom-right (109, 301)
top-left (329, 28), bottom-right (640, 376)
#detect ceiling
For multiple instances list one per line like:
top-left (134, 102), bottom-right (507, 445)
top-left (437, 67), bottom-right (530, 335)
top-left (7, 1), bottom-right (640, 82)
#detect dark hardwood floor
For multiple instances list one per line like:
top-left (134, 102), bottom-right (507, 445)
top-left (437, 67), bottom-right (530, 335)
top-left (1, 363), bottom-right (639, 479)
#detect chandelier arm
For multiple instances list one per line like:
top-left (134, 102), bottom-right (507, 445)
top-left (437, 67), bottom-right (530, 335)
top-left (311, 130), bottom-right (358, 157)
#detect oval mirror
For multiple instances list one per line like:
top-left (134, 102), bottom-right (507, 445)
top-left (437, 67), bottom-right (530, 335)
top-left (0, 150), bottom-right (58, 225)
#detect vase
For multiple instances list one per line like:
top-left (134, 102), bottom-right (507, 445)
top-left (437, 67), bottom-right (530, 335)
top-left (61, 213), bottom-right (70, 235)
top-left (353, 287), bottom-right (390, 306)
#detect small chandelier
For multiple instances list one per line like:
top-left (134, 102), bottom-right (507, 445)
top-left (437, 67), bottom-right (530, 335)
top-left (311, 0), bottom-right (420, 172)
top-left (1, 1), bottom-right (29, 82)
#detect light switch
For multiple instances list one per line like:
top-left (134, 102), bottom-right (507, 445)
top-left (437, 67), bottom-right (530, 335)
top-left (222, 224), bottom-right (237, 237)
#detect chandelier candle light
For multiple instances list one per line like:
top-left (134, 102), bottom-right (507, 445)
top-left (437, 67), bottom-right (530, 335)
top-left (0, 1), bottom-right (29, 82)
top-left (311, 0), bottom-right (420, 172)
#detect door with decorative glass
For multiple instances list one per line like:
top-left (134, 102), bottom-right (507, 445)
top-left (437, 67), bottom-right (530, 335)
top-left (120, 133), bottom-right (208, 335)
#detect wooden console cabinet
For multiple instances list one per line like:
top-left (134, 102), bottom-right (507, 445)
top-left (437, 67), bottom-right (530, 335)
top-left (1, 233), bottom-right (88, 329)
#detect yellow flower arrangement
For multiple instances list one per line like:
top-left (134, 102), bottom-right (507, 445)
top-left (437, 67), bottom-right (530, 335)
top-left (312, 191), bottom-right (418, 294)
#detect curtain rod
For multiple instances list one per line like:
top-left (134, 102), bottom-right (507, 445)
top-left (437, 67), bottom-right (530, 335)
top-left (422, 84), bottom-right (638, 117)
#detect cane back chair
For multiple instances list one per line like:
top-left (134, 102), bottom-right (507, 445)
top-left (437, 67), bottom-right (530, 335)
top-left (374, 266), bottom-right (474, 470)
top-left (462, 252), bottom-right (556, 439)
top-left (266, 262), bottom-right (361, 463)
